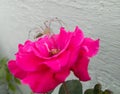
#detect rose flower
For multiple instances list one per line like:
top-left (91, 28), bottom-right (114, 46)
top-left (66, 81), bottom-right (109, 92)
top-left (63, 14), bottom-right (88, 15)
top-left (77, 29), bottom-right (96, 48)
top-left (8, 26), bottom-right (99, 93)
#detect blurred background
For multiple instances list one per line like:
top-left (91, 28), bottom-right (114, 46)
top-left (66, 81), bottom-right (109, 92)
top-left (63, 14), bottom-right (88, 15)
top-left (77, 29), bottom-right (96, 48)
top-left (0, 0), bottom-right (120, 94)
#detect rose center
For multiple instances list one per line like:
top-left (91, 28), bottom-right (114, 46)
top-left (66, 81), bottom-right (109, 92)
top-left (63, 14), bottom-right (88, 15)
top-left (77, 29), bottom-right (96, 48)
top-left (50, 49), bottom-right (60, 55)
top-left (44, 42), bottom-right (60, 56)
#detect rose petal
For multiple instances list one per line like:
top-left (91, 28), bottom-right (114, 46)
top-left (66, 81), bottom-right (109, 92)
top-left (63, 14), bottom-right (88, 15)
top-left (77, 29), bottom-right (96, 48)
top-left (82, 38), bottom-right (100, 57)
top-left (55, 69), bottom-right (70, 82)
top-left (33, 39), bottom-right (50, 57)
top-left (18, 40), bottom-right (33, 53)
top-left (72, 56), bottom-right (91, 81)
top-left (22, 69), bottom-right (60, 93)
top-left (8, 60), bottom-right (27, 79)
top-left (44, 51), bottom-right (70, 71)
top-left (67, 26), bottom-right (84, 66)
top-left (16, 40), bottom-right (42, 71)
top-left (16, 52), bottom-right (42, 71)
top-left (68, 46), bottom-right (80, 67)
top-left (57, 27), bottom-right (72, 50)
top-left (69, 26), bottom-right (84, 48)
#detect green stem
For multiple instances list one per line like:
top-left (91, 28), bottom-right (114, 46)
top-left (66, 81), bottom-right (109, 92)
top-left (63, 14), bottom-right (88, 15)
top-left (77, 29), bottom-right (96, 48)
top-left (63, 82), bottom-right (70, 94)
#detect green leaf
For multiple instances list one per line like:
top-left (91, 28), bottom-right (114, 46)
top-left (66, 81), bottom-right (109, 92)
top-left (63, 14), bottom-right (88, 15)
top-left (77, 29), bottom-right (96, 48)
top-left (14, 78), bottom-right (21, 85)
top-left (103, 90), bottom-right (113, 94)
top-left (0, 67), bottom-right (6, 79)
top-left (5, 71), bottom-right (12, 82)
top-left (84, 89), bottom-right (94, 94)
top-left (0, 58), bottom-right (8, 69)
top-left (0, 58), bottom-right (8, 65)
top-left (59, 80), bottom-right (83, 94)
top-left (8, 82), bottom-right (16, 92)
top-left (93, 83), bottom-right (103, 94)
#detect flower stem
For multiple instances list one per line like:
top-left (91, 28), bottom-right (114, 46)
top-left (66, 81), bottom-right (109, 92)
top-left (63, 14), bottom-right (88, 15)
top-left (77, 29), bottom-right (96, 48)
top-left (63, 82), bottom-right (70, 94)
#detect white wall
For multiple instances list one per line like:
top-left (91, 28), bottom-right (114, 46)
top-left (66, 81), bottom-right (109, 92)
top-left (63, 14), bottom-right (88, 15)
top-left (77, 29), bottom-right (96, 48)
top-left (0, 0), bottom-right (120, 94)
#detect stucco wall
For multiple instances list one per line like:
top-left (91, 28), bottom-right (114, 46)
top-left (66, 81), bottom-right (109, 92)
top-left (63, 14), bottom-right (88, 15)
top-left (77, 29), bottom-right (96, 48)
top-left (0, 0), bottom-right (120, 94)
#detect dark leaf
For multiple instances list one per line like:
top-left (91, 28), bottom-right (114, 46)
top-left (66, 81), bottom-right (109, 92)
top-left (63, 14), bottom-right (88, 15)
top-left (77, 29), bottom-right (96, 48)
top-left (84, 89), bottom-right (93, 94)
top-left (59, 80), bottom-right (83, 94)
top-left (103, 89), bottom-right (113, 94)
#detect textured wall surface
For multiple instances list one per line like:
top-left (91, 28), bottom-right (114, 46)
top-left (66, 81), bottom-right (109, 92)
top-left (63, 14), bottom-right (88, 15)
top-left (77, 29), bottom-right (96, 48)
top-left (0, 0), bottom-right (120, 94)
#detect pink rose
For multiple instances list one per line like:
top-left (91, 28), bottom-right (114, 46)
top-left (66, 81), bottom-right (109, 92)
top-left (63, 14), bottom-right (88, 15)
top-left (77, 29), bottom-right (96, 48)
top-left (8, 26), bottom-right (99, 93)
